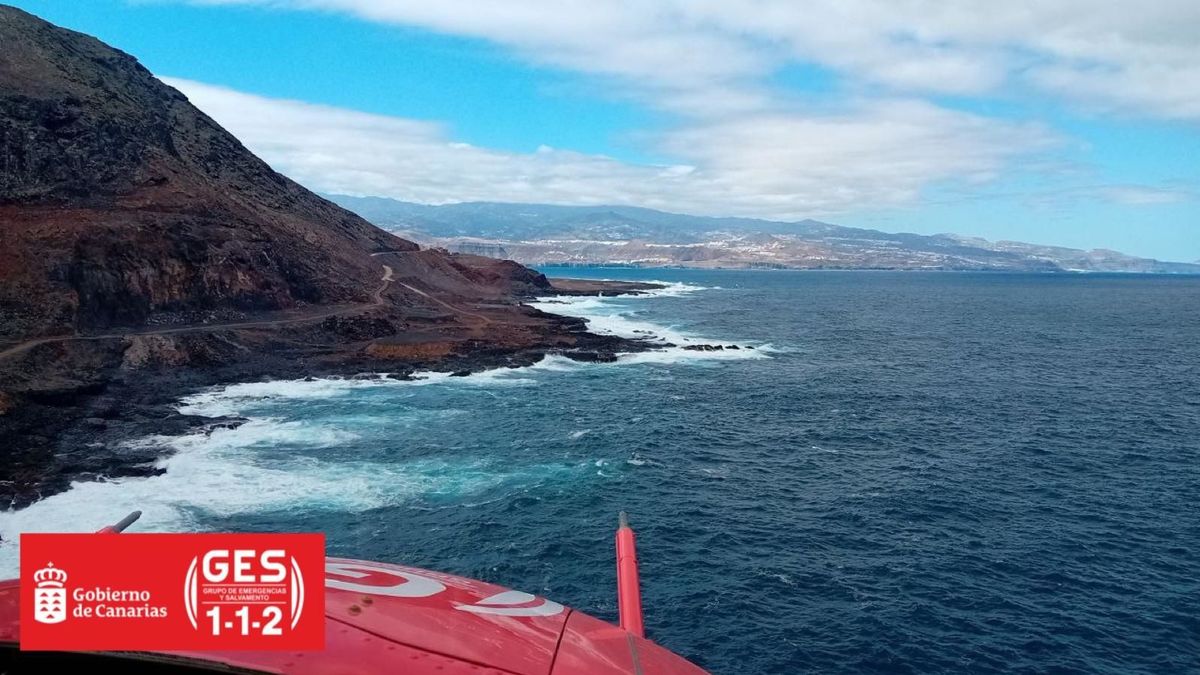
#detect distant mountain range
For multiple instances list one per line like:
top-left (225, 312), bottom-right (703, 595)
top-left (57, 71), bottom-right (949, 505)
top-left (328, 196), bottom-right (1200, 274)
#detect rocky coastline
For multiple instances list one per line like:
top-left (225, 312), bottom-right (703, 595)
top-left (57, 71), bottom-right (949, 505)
top-left (0, 7), bottom-right (683, 511)
top-left (0, 280), bottom-right (662, 509)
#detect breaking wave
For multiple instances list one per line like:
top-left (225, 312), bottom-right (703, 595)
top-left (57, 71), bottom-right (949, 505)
top-left (0, 409), bottom-right (593, 574)
top-left (0, 278), bottom-right (759, 575)
top-left (531, 280), bottom-right (772, 364)
top-left (178, 369), bottom-right (536, 417)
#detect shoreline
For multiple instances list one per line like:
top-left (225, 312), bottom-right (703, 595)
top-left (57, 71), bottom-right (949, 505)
top-left (545, 278), bottom-right (665, 294)
top-left (0, 279), bottom-right (665, 509)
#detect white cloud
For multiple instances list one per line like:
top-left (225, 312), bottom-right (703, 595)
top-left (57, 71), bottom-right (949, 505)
top-left (1099, 185), bottom-right (1193, 206)
top-left (184, 0), bottom-right (1200, 121)
top-left (1029, 64), bottom-right (1200, 122)
top-left (1027, 183), bottom-right (1196, 208)
top-left (166, 77), bottom-right (1053, 218)
top-left (162, 3), bottom-right (1197, 220)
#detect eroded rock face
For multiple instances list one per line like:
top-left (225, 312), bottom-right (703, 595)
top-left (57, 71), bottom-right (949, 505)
top-left (0, 4), bottom-right (416, 339)
top-left (0, 6), bottom-right (655, 505)
top-left (0, 5), bottom-right (585, 353)
top-left (365, 341), bottom-right (457, 360)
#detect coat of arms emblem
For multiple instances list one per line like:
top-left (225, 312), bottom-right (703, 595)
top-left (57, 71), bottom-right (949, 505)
top-left (33, 563), bottom-right (67, 624)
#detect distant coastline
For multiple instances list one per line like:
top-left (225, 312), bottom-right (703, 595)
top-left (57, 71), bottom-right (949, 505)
top-left (326, 196), bottom-right (1200, 275)
top-left (534, 263), bottom-right (1200, 275)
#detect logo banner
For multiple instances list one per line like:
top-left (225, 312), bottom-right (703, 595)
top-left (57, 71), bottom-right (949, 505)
top-left (20, 533), bottom-right (324, 651)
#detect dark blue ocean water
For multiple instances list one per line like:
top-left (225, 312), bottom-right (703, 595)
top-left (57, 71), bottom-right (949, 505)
top-left (4, 270), bottom-right (1198, 673)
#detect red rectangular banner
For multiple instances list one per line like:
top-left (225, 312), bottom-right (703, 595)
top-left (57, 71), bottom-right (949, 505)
top-left (20, 533), bottom-right (325, 651)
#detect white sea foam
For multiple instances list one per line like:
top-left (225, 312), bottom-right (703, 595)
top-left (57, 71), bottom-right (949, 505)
top-left (0, 277), bottom-right (760, 575)
top-left (181, 283), bottom-right (766, 419)
top-left (625, 455), bottom-right (664, 467)
top-left (178, 369), bottom-right (536, 417)
top-left (0, 414), bottom-right (587, 575)
top-left (522, 354), bottom-right (584, 373)
top-left (531, 280), bottom-right (769, 365)
top-left (0, 370), bottom-right (576, 575)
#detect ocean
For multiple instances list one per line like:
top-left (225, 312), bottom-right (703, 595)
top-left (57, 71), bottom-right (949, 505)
top-left (2, 269), bottom-right (1197, 673)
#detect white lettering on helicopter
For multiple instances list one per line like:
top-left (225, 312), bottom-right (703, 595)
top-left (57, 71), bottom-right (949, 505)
top-left (325, 561), bottom-right (444, 598)
top-left (324, 562), bottom-right (564, 616)
top-left (455, 590), bottom-right (565, 617)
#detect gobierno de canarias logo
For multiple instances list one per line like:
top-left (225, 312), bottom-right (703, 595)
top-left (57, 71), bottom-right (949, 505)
top-left (30, 559), bottom-right (169, 624)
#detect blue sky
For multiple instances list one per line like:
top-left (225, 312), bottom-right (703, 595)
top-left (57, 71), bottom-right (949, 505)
top-left (11, 0), bottom-right (1199, 260)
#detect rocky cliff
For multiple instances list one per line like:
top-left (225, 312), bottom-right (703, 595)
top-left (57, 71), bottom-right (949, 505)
top-left (1, 5), bottom-right (456, 338)
top-left (0, 5), bottom-right (639, 506)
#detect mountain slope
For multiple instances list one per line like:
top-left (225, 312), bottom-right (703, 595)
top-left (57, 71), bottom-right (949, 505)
top-left (0, 5), bottom-right (581, 345)
top-left (329, 196), bottom-right (1200, 273)
top-left (0, 5), bottom-right (632, 505)
top-left (0, 5), bottom-right (421, 340)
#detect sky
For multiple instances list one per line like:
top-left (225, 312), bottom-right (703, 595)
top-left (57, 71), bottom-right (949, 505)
top-left (10, 0), bottom-right (1200, 260)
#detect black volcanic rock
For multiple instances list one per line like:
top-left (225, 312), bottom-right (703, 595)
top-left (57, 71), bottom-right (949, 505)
top-left (682, 344), bottom-right (733, 352)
